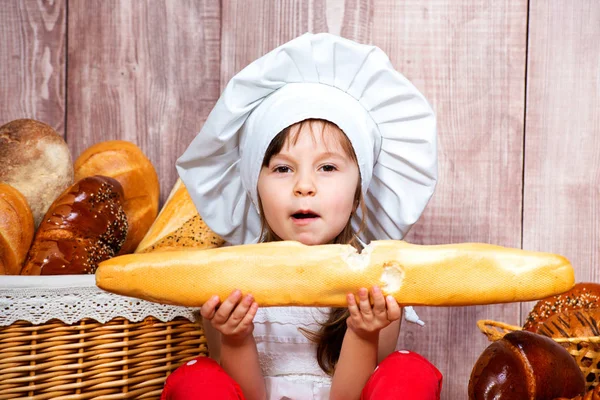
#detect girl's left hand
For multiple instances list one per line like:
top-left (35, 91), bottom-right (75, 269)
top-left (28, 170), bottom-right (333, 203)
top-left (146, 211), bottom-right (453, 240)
top-left (346, 286), bottom-right (401, 340)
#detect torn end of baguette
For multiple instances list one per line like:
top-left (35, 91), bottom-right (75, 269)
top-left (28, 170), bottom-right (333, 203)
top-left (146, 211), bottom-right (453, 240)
top-left (371, 241), bottom-right (575, 306)
top-left (96, 240), bottom-right (575, 308)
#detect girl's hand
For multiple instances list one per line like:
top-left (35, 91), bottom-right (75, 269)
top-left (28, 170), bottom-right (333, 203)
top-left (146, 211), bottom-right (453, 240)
top-left (346, 286), bottom-right (401, 340)
top-left (200, 289), bottom-right (259, 345)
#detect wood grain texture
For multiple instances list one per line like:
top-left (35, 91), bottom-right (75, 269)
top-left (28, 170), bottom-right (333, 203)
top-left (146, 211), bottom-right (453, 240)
top-left (222, 1), bottom-right (527, 398)
top-left (2, 0), bottom-right (597, 396)
top-left (522, 1), bottom-right (600, 314)
top-left (66, 0), bottom-right (221, 204)
top-left (370, 2), bottom-right (528, 398)
top-left (0, 0), bottom-right (66, 133)
top-left (220, 0), bottom-right (330, 89)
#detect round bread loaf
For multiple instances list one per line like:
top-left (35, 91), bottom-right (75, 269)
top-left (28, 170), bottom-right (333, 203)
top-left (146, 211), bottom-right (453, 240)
top-left (0, 119), bottom-right (74, 227)
top-left (523, 282), bottom-right (600, 332)
top-left (20, 175), bottom-right (128, 275)
top-left (0, 183), bottom-right (34, 274)
top-left (468, 330), bottom-right (585, 399)
top-left (74, 140), bottom-right (159, 254)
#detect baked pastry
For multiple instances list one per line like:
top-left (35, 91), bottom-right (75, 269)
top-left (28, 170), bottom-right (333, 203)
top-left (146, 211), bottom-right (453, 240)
top-left (135, 178), bottom-right (224, 253)
top-left (20, 176), bottom-right (128, 275)
top-left (74, 140), bottom-right (159, 254)
top-left (0, 182), bottom-right (34, 274)
top-left (523, 283), bottom-right (600, 332)
top-left (536, 308), bottom-right (600, 339)
top-left (0, 119), bottom-right (74, 227)
top-left (96, 241), bottom-right (575, 307)
top-left (468, 330), bottom-right (585, 399)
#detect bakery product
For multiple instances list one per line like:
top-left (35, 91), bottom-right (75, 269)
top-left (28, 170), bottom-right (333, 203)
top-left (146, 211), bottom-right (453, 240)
top-left (0, 182), bottom-right (34, 275)
top-left (135, 178), bottom-right (224, 253)
top-left (523, 283), bottom-right (600, 332)
top-left (96, 241), bottom-right (575, 307)
top-left (21, 175), bottom-right (128, 275)
top-left (468, 330), bottom-right (585, 399)
top-left (21, 176), bottom-right (128, 275)
top-left (74, 140), bottom-right (159, 254)
top-left (536, 308), bottom-right (600, 339)
top-left (0, 119), bottom-right (74, 227)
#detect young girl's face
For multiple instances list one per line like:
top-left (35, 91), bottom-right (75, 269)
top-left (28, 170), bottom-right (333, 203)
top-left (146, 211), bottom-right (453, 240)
top-left (257, 121), bottom-right (360, 246)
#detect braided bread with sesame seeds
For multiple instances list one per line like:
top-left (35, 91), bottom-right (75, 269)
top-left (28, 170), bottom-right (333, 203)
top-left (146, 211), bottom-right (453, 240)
top-left (523, 283), bottom-right (600, 333)
top-left (20, 176), bottom-right (128, 275)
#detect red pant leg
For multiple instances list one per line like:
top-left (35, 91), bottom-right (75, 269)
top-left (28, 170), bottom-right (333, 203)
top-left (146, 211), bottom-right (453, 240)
top-left (161, 356), bottom-right (246, 400)
top-left (361, 350), bottom-right (443, 400)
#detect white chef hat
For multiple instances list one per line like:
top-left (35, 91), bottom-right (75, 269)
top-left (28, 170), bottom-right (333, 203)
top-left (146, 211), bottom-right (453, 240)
top-left (176, 32), bottom-right (437, 245)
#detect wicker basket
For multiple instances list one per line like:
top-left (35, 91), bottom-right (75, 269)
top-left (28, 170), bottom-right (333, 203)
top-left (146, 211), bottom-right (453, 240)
top-left (478, 319), bottom-right (600, 390)
top-left (0, 276), bottom-right (208, 399)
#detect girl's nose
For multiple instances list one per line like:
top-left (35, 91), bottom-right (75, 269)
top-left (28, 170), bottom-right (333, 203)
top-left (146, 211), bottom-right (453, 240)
top-left (294, 173), bottom-right (316, 196)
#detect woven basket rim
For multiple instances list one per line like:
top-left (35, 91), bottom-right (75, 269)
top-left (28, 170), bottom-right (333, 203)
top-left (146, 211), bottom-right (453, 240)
top-left (477, 319), bottom-right (600, 342)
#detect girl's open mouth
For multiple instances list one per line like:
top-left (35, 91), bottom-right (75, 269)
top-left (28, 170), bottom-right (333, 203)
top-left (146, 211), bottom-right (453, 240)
top-left (291, 211), bottom-right (320, 225)
top-left (292, 212), bottom-right (319, 219)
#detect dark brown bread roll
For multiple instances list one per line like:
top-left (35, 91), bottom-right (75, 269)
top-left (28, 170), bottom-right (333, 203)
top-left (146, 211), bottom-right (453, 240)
top-left (523, 283), bottom-right (600, 332)
top-left (468, 330), bottom-right (585, 399)
top-left (20, 176), bottom-right (128, 275)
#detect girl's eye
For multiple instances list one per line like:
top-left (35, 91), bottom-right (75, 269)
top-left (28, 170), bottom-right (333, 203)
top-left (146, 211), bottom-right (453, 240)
top-left (320, 164), bottom-right (337, 172)
top-left (274, 166), bottom-right (291, 173)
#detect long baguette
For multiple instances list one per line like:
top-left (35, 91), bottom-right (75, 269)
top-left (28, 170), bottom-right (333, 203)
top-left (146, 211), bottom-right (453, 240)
top-left (95, 240), bottom-right (575, 307)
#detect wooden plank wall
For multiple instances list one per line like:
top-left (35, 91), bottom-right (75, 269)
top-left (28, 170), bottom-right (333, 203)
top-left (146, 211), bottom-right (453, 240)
top-left (1, 1), bottom-right (598, 398)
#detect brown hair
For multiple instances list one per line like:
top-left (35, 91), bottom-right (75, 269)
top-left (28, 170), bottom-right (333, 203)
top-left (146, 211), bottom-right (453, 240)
top-left (257, 119), bottom-right (368, 375)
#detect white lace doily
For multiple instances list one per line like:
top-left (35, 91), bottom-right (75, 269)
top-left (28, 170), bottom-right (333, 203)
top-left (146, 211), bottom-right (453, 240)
top-left (0, 275), bottom-right (200, 326)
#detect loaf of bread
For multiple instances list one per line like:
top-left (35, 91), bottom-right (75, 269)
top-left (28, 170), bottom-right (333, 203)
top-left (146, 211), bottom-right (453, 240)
top-left (96, 241), bottom-right (575, 307)
top-left (0, 119), bottom-right (74, 227)
top-left (536, 308), bottom-right (600, 339)
top-left (135, 178), bottom-right (224, 253)
top-left (468, 330), bottom-right (585, 399)
top-left (0, 183), bottom-right (34, 275)
top-left (74, 140), bottom-right (159, 254)
top-left (21, 176), bottom-right (128, 275)
top-left (523, 283), bottom-right (600, 332)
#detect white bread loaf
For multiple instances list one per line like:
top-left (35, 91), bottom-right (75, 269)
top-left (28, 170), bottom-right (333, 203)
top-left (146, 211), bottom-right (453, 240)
top-left (134, 178), bottom-right (224, 253)
top-left (95, 240), bottom-right (575, 307)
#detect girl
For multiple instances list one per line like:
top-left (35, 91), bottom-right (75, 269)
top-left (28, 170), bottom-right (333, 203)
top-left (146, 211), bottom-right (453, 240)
top-left (166, 33), bottom-right (441, 399)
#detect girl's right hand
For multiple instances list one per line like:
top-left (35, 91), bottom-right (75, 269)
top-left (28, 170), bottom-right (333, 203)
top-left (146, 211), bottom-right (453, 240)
top-left (200, 289), bottom-right (259, 345)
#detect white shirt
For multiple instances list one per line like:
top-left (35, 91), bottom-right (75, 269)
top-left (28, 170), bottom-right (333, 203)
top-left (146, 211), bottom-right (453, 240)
top-left (254, 307), bottom-right (332, 399)
top-left (205, 306), bottom-right (333, 400)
